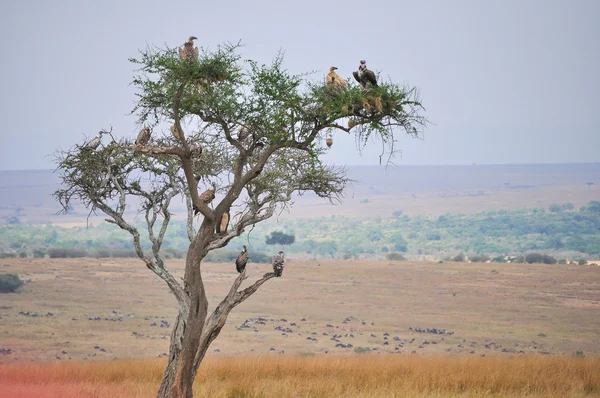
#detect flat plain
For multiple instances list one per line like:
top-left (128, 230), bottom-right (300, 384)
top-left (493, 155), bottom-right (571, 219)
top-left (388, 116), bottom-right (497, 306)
top-left (1, 257), bottom-right (599, 363)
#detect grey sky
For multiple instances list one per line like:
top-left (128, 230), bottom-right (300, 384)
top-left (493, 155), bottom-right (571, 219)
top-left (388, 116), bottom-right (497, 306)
top-left (1, 0), bottom-right (598, 170)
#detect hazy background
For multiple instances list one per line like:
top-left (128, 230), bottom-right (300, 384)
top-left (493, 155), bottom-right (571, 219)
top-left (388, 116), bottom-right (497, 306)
top-left (1, 0), bottom-right (599, 170)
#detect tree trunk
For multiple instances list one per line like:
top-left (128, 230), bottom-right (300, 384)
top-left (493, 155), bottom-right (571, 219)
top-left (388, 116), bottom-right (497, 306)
top-left (158, 240), bottom-right (209, 398)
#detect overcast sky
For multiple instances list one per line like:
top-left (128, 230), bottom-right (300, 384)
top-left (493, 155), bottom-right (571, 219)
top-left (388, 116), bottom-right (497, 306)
top-left (1, 0), bottom-right (598, 170)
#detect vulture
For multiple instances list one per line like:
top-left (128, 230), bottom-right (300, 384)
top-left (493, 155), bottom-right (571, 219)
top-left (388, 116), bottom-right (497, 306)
top-left (216, 210), bottom-right (230, 233)
top-left (352, 60), bottom-right (378, 88)
top-left (135, 126), bottom-right (151, 145)
top-left (236, 245), bottom-right (249, 273)
top-left (193, 183), bottom-right (216, 215)
top-left (325, 66), bottom-right (347, 91)
top-left (178, 36), bottom-right (199, 61)
top-left (272, 251), bottom-right (285, 277)
top-left (84, 131), bottom-right (103, 151)
top-left (170, 124), bottom-right (184, 141)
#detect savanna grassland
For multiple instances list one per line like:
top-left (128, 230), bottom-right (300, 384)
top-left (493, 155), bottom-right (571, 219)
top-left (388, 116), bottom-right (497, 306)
top-left (2, 355), bottom-right (599, 397)
top-left (1, 257), bottom-right (600, 396)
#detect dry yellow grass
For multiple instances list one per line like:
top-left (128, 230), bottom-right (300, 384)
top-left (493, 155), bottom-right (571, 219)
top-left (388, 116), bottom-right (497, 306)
top-left (1, 355), bottom-right (598, 397)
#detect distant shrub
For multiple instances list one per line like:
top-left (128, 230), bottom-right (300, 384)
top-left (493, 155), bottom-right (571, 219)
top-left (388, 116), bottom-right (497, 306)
top-left (265, 231), bottom-right (295, 246)
top-left (47, 248), bottom-right (86, 258)
top-left (524, 253), bottom-right (556, 264)
top-left (354, 346), bottom-right (371, 354)
top-left (0, 253), bottom-right (17, 259)
top-left (343, 253), bottom-right (352, 260)
top-left (18, 251), bottom-right (27, 258)
top-left (469, 255), bottom-right (490, 263)
top-left (452, 253), bottom-right (465, 262)
top-left (562, 202), bottom-right (575, 211)
top-left (573, 350), bottom-right (585, 358)
top-left (491, 256), bottom-right (506, 263)
top-left (426, 231), bottom-right (441, 241)
top-left (549, 203), bottom-right (562, 213)
top-left (0, 273), bottom-right (24, 293)
top-left (558, 259), bottom-right (567, 264)
top-left (386, 253), bottom-right (406, 261)
top-left (392, 210), bottom-right (402, 218)
top-left (33, 249), bottom-right (46, 258)
top-left (577, 258), bottom-right (587, 265)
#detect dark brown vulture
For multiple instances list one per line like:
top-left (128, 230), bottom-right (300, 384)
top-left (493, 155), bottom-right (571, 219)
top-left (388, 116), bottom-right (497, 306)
top-left (272, 251), bottom-right (285, 277)
top-left (193, 183), bottom-right (216, 215)
top-left (135, 126), bottom-right (151, 145)
top-left (178, 36), bottom-right (199, 61)
top-left (236, 245), bottom-right (249, 273)
top-left (352, 60), bottom-right (378, 88)
top-left (326, 66), bottom-right (347, 90)
top-left (216, 210), bottom-right (230, 233)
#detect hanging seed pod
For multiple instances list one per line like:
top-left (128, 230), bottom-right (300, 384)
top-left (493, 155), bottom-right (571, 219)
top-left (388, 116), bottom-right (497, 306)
top-left (326, 137), bottom-right (333, 148)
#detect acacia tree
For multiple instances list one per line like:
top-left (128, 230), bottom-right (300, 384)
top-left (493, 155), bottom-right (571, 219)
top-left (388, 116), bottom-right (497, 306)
top-left (54, 41), bottom-right (426, 397)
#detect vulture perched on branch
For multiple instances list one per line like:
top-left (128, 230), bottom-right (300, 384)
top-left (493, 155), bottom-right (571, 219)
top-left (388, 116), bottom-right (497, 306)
top-left (272, 251), bottom-right (285, 277)
top-left (216, 210), bottom-right (230, 233)
top-left (84, 131), bottom-right (103, 151)
top-left (178, 36), bottom-right (199, 61)
top-left (325, 66), bottom-right (347, 91)
top-left (135, 126), bottom-right (151, 145)
top-left (193, 183), bottom-right (216, 215)
top-left (236, 245), bottom-right (249, 273)
top-left (170, 124), bottom-right (184, 141)
top-left (352, 60), bottom-right (378, 88)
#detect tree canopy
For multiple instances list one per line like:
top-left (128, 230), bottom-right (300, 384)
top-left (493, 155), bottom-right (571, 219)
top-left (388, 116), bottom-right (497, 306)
top-left (53, 40), bottom-right (427, 397)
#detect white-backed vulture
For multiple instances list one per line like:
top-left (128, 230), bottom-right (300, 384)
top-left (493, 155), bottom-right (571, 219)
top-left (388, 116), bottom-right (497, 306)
top-left (236, 245), bottom-right (249, 273)
top-left (193, 183), bottom-right (216, 215)
top-left (272, 251), bottom-right (285, 277)
top-left (135, 126), bottom-right (151, 145)
top-left (326, 66), bottom-right (347, 91)
top-left (85, 131), bottom-right (103, 151)
top-left (178, 36), bottom-right (199, 60)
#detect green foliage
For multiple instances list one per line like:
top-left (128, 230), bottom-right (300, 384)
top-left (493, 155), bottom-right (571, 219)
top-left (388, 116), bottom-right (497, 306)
top-left (386, 252), bottom-right (406, 261)
top-left (47, 248), bottom-right (87, 258)
top-left (524, 253), bottom-right (557, 264)
top-left (452, 253), bottom-right (465, 262)
top-left (0, 273), bottom-right (24, 293)
top-left (354, 346), bottom-right (371, 354)
top-left (265, 231), bottom-right (295, 246)
top-left (469, 254), bottom-right (490, 263)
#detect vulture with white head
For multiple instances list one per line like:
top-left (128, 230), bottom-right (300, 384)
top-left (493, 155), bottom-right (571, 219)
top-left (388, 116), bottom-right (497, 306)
top-left (352, 60), bottom-right (378, 88)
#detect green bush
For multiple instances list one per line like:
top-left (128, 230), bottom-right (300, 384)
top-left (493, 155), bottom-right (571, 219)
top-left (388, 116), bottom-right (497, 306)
top-left (0, 273), bottom-right (24, 293)
top-left (47, 248), bottom-right (87, 258)
top-left (0, 253), bottom-right (17, 259)
top-left (386, 252), bottom-right (406, 261)
top-left (354, 346), bottom-right (371, 354)
top-left (524, 253), bottom-right (557, 264)
top-left (469, 254), bottom-right (490, 262)
top-left (452, 253), bottom-right (465, 262)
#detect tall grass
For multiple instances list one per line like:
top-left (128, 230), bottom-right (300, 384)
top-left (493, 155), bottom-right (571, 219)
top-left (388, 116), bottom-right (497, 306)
top-left (1, 355), bottom-right (598, 397)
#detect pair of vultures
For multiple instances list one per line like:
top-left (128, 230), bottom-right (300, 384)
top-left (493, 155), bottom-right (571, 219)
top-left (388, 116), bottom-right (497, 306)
top-left (326, 60), bottom-right (378, 90)
top-left (236, 246), bottom-right (285, 277)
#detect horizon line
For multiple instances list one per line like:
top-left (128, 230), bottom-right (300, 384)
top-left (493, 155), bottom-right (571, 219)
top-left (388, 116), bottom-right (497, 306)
top-left (1, 161), bottom-right (600, 173)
